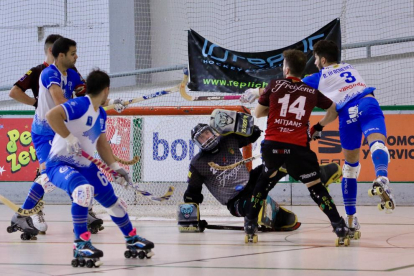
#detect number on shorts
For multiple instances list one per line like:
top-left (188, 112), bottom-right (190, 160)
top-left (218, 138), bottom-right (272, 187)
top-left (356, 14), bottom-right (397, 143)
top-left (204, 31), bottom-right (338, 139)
top-left (97, 171), bottom-right (109, 186)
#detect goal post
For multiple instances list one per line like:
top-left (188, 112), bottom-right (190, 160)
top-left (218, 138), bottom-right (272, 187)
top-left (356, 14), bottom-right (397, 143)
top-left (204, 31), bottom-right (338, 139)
top-left (94, 105), bottom-right (252, 219)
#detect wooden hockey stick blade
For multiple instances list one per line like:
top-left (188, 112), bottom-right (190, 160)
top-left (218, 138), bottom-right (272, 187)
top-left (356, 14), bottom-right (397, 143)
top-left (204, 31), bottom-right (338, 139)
top-left (179, 69), bottom-right (241, 101)
top-left (114, 155), bottom-right (140, 165)
top-left (208, 154), bottom-right (262, 170)
top-left (0, 194), bottom-right (44, 216)
top-left (81, 150), bottom-right (172, 202)
top-left (104, 75), bottom-right (187, 111)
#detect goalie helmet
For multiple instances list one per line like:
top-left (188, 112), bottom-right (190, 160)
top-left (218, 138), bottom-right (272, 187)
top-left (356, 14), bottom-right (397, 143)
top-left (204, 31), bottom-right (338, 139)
top-left (191, 123), bottom-right (220, 152)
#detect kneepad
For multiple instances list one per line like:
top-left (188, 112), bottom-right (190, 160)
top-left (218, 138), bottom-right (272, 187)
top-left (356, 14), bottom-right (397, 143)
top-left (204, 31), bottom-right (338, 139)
top-left (72, 184), bottom-right (94, 207)
top-left (342, 163), bottom-right (361, 179)
top-left (370, 141), bottom-right (390, 163)
top-left (177, 203), bottom-right (205, 232)
top-left (36, 173), bottom-right (56, 194)
top-left (106, 198), bottom-right (128, 218)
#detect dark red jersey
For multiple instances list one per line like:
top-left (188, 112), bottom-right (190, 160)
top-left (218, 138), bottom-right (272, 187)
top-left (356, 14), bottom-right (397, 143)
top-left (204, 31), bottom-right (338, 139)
top-left (14, 62), bottom-right (85, 108)
top-left (258, 77), bottom-right (333, 147)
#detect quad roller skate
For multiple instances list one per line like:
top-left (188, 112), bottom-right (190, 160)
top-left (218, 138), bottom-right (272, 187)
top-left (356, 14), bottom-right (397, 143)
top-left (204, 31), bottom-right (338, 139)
top-left (31, 210), bottom-right (47, 235)
top-left (124, 228), bottom-right (154, 259)
top-left (72, 231), bottom-right (103, 268)
top-left (244, 217), bottom-right (258, 243)
top-left (346, 214), bottom-right (361, 240)
top-left (8, 213), bottom-right (39, 240)
top-left (332, 217), bottom-right (350, 247)
top-left (87, 208), bottom-right (104, 234)
top-left (368, 176), bottom-right (395, 213)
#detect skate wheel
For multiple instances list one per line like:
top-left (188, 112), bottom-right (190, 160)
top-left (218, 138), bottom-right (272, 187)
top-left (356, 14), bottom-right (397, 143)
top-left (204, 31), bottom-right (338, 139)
top-left (94, 260), bottom-right (103, 267)
top-left (375, 186), bottom-right (383, 195)
top-left (354, 231), bottom-right (361, 240)
top-left (79, 259), bottom-right (86, 267)
top-left (86, 260), bottom-right (94, 268)
top-left (378, 203), bottom-right (384, 211)
top-left (90, 228), bottom-right (98, 234)
top-left (244, 235), bottom-right (249, 243)
top-left (344, 238), bottom-right (350, 246)
top-left (335, 238), bottom-right (340, 247)
top-left (368, 189), bottom-right (375, 197)
top-left (252, 235), bottom-right (258, 243)
top-left (138, 251), bottom-right (146, 259)
top-left (146, 250), bottom-right (154, 258)
top-left (124, 250), bottom-right (132, 259)
top-left (99, 226), bottom-right (104, 231)
top-left (385, 201), bottom-right (393, 209)
top-left (71, 259), bottom-right (79, 267)
top-left (131, 251), bottom-right (138, 258)
top-left (21, 233), bottom-right (30, 240)
top-left (6, 226), bottom-right (13, 233)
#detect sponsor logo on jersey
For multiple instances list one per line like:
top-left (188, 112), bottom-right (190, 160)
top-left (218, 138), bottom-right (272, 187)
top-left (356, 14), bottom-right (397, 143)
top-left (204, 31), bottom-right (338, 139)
top-left (188, 171), bottom-right (192, 178)
top-left (59, 166), bottom-right (69, 173)
top-left (26, 70), bottom-right (32, 75)
top-left (86, 116), bottom-right (93, 126)
top-left (19, 75), bottom-right (27, 82)
top-left (228, 148), bottom-right (234, 154)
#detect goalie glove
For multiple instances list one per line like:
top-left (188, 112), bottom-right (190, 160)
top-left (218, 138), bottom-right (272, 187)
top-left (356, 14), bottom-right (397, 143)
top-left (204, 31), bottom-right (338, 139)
top-left (240, 88), bottom-right (260, 104)
top-left (110, 163), bottom-right (131, 187)
top-left (64, 133), bottom-right (82, 156)
top-left (310, 122), bottom-right (324, 140)
top-left (108, 98), bottom-right (127, 113)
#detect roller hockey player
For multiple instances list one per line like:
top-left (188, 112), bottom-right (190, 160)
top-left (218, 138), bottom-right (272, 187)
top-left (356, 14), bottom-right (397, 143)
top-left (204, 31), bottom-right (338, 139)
top-left (241, 49), bottom-right (349, 246)
top-left (45, 69), bottom-right (153, 267)
top-left (179, 109), bottom-right (342, 240)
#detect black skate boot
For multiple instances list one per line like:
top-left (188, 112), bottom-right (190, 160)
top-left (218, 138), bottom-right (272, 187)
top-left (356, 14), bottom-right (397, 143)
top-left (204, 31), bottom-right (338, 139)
top-left (8, 213), bottom-right (39, 240)
top-left (72, 231), bottom-right (103, 268)
top-left (87, 208), bottom-right (104, 234)
top-left (332, 217), bottom-right (350, 247)
top-left (244, 217), bottom-right (258, 243)
top-left (124, 228), bottom-right (155, 259)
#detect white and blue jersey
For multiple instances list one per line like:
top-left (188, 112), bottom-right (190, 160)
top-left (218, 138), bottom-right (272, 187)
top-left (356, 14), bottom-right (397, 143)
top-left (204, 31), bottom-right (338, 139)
top-left (46, 96), bottom-right (107, 169)
top-left (31, 64), bottom-right (84, 164)
top-left (32, 64), bottom-right (83, 136)
top-left (303, 63), bottom-right (386, 150)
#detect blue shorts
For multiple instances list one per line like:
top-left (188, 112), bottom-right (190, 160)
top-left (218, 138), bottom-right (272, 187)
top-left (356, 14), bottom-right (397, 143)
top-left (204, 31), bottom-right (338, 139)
top-left (46, 164), bottom-right (116, 207)
top-left (338, 97), bottom-right (387, 150)
top-left (31, 132), bottom-right (54, 164)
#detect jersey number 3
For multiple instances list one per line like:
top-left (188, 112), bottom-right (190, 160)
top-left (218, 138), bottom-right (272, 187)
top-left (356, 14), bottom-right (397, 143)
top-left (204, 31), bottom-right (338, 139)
top-left (278, 94), bottom-right (306, 120)
top-left (340, 71), bottom-right (356, 83)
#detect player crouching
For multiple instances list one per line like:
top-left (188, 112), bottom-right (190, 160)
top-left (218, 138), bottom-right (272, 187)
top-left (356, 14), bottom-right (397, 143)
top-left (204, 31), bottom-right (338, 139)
top-left (178, 110), bottom-right (342, 238)
top-left (45, 69), bottom-right (154, 267)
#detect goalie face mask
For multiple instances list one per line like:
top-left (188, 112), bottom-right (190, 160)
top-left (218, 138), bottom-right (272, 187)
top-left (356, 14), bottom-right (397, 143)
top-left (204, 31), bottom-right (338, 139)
top-left (191, 124), bottom-right (220, 152)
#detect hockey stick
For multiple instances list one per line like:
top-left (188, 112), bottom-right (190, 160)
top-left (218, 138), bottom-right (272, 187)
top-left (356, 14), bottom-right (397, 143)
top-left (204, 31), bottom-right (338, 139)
top-left (180, 69), bottom-right (242, 101)
top-left (104, 74), bottom-right (189, 111)
top-left (114, 155), bottom-right (140, 165)
top-left (208, 154), bottom-right (262, 171)
top-left (81, 151), bottom-right (174, 201)
top-left (0, 194), bottom-right (45, 216)
top-left (204, 223), bottom-right (301, 232)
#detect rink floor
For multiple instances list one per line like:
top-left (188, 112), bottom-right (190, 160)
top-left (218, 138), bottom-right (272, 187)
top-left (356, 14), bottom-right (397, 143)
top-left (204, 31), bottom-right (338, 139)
top-left (1, 205), bottom-right (414, 276)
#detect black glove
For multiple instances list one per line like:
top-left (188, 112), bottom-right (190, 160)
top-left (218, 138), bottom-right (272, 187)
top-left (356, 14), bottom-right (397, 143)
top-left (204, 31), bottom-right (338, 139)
top-left (310, 122), bottom-right (324, 140)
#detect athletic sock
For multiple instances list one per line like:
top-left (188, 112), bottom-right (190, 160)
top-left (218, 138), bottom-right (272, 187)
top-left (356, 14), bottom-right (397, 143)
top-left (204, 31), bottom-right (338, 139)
top-left (72, 203), bottom-right (88, 240)
top-left (370, 141), bottom-right (389, 177)
top-left (22, 182), bottom-right (45, 209)
top-left (111, 214), bottom-right (133, 236)
top-left (342, 161), bottom-right (358, 215)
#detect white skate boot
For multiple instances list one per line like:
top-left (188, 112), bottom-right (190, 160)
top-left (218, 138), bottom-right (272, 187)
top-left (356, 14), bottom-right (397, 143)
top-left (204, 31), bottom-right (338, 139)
top-left (31, 210), bottom-right (47, 234)
top-left (345, 213), bottom-right (361, 240)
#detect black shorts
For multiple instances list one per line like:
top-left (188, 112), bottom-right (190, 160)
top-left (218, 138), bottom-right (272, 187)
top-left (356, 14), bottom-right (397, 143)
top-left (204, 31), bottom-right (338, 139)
top-left (261, 140), bottom-right (320, 183)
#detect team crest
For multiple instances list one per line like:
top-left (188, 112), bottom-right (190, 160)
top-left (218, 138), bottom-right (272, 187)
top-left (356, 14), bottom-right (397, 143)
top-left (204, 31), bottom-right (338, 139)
top-left (228, 148), bottom-right (235, 154)
top-left (180, 204), bottom-right (194, 219)
top-left (215, 111), bottom-right (234, 127)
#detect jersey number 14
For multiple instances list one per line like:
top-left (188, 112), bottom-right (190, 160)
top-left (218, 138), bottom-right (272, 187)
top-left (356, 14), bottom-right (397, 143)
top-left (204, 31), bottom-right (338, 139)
top-left (278, 94), bottom-right (306, 120)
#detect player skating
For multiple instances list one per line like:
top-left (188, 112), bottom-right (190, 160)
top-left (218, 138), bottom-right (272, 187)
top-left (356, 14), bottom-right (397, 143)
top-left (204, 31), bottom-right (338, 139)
top-left (302, 40), bottom-right (392, 238)
top-left (241, 49), bottom-right (349, 246)
top-left (179, 110), bottom-right (342, 237)
top-left (45, 69), bottom-right (153, 267)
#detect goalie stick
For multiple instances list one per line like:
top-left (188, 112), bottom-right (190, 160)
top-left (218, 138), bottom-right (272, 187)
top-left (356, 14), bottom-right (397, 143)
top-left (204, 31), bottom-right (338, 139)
top-left (0, 194), bottom-right (45, 216)
top-left (104, 74), bottom-right (189, 111)
top-left (208, 154), bottom-right (262, 170)
top-left (81, 151), bottom-right (174, 201)
top-left (180, 69), bottom-right (242, 101)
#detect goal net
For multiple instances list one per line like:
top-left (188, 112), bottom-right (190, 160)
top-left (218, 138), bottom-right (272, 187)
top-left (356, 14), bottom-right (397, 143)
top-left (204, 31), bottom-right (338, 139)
top-left (92, 106), bottom-right (253, 218)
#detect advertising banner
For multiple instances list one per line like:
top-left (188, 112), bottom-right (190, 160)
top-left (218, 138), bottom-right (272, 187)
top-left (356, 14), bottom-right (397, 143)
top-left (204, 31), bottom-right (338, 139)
top-left (188, 19), bottom-right (341, 93)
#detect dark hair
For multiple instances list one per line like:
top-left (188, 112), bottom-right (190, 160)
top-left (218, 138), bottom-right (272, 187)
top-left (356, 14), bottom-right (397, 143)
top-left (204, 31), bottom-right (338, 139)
top-left (313, 40), bottom-right (339, 63)
top-left (283, 49), bottom-right (307, 77)
top-left (51, 37), bottom-right (77, 58)
top-left (86, 69), bottom-right (110, 96)
top-left (44, 34), bottom-right (63, 53)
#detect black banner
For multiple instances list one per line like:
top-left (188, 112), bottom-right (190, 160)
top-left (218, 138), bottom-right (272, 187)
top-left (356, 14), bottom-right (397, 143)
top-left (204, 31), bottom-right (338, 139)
top-left (188, 19), bottom-right (341, 93)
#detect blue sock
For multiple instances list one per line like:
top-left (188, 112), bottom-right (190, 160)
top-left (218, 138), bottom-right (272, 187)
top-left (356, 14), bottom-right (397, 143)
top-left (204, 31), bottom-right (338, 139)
top-left (22, 182), bottom-right (45, 209)
top-left (72, 203), bottom-right (88, 240)
top-left (111, 214), bottom-right (133, 236)
top-left (342, 161), bottom-right (358, 215)
top-left (370, 141), bottom-right (389, 177)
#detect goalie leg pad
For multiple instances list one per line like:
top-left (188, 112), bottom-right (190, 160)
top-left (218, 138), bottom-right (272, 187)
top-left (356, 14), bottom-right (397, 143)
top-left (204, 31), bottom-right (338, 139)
top-left (72, 184), bottom-right (94, 208)
top-left (177, 203), bottom-right (204, 232)
top-left (106, 198), bottom-right (128, 218)
top-left (342, 162), bottom-right (361, 179)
